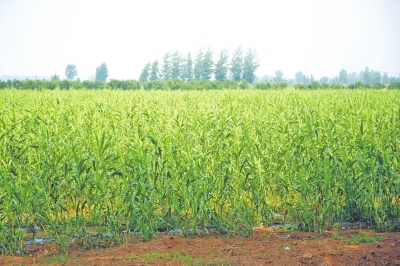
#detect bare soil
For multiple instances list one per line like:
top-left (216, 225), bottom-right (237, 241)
top-left (2, 229), bottom-right (400, 265)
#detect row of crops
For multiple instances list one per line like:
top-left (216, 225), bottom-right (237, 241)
top-left (1, 89), bottom-right (399, 254)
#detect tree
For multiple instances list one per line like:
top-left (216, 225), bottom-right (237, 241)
top-left (370, 70), bottom-right (381, 84)
top-left (230, 46), bottom-right (244, 82)
top-left (339, 69), bottom-right (348, 84)
top-left (51, 74), bottom-right (60, 80)
top-left (331, 76), bottom-right (339, 84)
top-left (149, 60), bottom-right (159, 81)
top-left (303, 75), bottom-right (309, 84)
top-left (161, 52), bottom-right (171, 80)
top-left (382, 72), bottom-right (388, 84)
top-left (348, 72), bottom-right (358, 84)
top-left (139, 63), bottom-right (151, 82)
top-left (181, 52), bottom-right (193, 81)
top-left (214, 49), bottom-right (229, 81)
top-left (170, 51), bottom-right (181, 80)
top-left (201, 48), bottom-right (214, 80)
top-left (319, 76), bottom-right (329, 84)
top-left (65, 64), bottom-right (78, 80)
top-left (242, 49), bottom-right (259, 84)
top-left (363, 67), bottom-right (371, 84)
top-left (193, 48), bottom-right (204, 80)
top-left (95, 62), bottom-right (108, 82)
top-left (239, 79), bottom-right (248, 89)
top-left (295, 72), bottom-right (304, 84)
top-left (274, 70), bottom-right (284, 82)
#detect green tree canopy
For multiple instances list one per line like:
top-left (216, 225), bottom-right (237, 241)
top-left (201, 48), bottom-right (214, 80)
top-left (139, 63), bottom-right (151, 82)
top-left (382, 72), bottom-right (389, 84)
top-left (150, 60), bottom-right (159, 81)
top-left (181, 52), bottom-right (193, 81)
top-left (242, 49), bottom-right (259, 84)
top-left (295, 71), bottom-right (304, 84)
top-left (319, 76), bottom-right (329, 84)
top-left (214, 49), bottom-right (229, 82)
top-left (171, 51), bottom-right (181, 80)
top-left (274, 70), bottom-right (284, 82)
top-left (95, 62), bottom-right (109, 82)
top-left (363, 67), bottom-right (371, 84)
top-left (193, 49), bottom-right (204, 80)
top-left (339, 69), bottom-right (348, 84)
top-left (239, 79), bottom-right (248, 89)
top-left (51, 74), bottom-right (60, 81)
top-left (161, 52), bottom-right (171, 80)
top-left (65, 64), bottom-right (78, 80)
top-left (230, 46), bottom-right (244, 82)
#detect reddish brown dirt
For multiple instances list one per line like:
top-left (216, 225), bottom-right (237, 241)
top-left (1, 229), bottom-right (400, 265)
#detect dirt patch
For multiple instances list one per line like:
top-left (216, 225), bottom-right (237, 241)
top-left (1, 230), bottom-right (400, 265)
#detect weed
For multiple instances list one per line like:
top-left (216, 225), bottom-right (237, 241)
top-left (345, 234), bottom-right (384, 245)
top-left (332, 233), bottom-right (344, 240)
top-left (305, 235), bottom-right (320, 240)
top-left (160, 252), bottom-right (172, 260)
top-left (42, 256), bottom-right (72, 264)
top-left (145, 252), bottom-right (160, 260)
top-left (129, 253), bottom-right (139, 260)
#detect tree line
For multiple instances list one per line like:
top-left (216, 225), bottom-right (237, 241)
top-left (139, 46), bottom-right (260, 84)
top-left (53, 62), bottom-right (109, 82)
top-left (1, 78), bottom-right (400, 91)
top-left (4, 51), bottom-right (400, 87)
top-left (287, 67), bottom-right (398, 85)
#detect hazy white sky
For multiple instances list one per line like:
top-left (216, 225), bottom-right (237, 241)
top-left (0, 0), bottom-right (399, 80)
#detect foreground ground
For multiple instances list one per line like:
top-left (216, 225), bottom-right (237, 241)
top-left (1, 229), bottom-right (399, 266)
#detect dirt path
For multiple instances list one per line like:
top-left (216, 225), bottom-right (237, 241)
top-left (2, 230), bottom-right (400, 265)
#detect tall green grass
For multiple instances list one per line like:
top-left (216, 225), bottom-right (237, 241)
top-left (0, 89), bottom-right (399, 254)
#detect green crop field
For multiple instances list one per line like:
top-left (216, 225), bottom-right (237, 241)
top-left (0, 89), bottom-right (399, 254)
